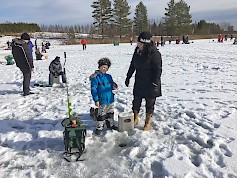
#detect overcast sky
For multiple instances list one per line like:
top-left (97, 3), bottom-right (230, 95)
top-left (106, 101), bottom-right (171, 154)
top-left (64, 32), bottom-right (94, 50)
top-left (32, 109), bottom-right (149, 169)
top-left (1, 0), bottom-right (237, 29)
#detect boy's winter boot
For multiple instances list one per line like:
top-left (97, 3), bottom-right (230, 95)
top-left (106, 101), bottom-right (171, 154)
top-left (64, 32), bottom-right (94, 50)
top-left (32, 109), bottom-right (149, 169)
top-left (106, 113), bottom-right (118, 130)
top-left (144, 113), bottom-right (152, 131)
top-left (134, 110), bottom-right (139, 126)
top-left (95, 120), bottom-right (104, 135)
top-left (95, 129), bottom-right (102, 135)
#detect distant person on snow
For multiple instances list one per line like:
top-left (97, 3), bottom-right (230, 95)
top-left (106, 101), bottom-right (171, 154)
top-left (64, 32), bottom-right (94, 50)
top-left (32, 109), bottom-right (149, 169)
top-left (35, 48), bottom-right (43, 60)
top-left (183, 35), bottom-right (189, 44)
top-left (125, 31), bottom-right (162, 131)
top-left (7, 41), bottom-right (10, 48)
top-left (4, 54), bottom-right (15, 65)
top-left (45, 41), bottom-right (51, 49)
top-left (27, 40), bottom-right (34, 57)
top-left (81, 38), bottom-right (87, 50)
top-left (12, 32), bottom-right (35, 96)
top-left (176, 38), bottom-right (180, 44)
top-left (6, 41), bottom-right (11, 49)
top-left (218, 34), bottom-right (223, 43)
top-left (48, 56), bottom-right (66, 85)
top-left (233, 38), bottom-right (237, 45)
top-left (224, 34), bottom-right (228, 41)
top-left (160, 36), bottom-right (164, 46)
top-left (42, 42), bottom-right (46, 53)
top-left (130, 37), bottom-right (133, 45)
top-left (90, 58), bottom-right (118, 135)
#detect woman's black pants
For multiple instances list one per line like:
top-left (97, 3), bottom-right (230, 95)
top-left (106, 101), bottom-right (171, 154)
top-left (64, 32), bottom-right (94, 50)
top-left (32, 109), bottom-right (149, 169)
top-left (132, 95), bottom-right (156, 114)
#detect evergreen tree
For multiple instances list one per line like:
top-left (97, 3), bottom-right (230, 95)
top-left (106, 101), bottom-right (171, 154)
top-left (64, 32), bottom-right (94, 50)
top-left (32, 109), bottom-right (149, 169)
top-left (164, 0), bottom-right (192, 35)
top-left (149, 19), bottom-right (160, 36)
top-left (158, 20), bottom-right (166, 36)
top-left (195, 20), bottom-right (209, 34)
top-left (67, 27), bottom-right (75, 39)
top-left (193, 20), bottom-right (221, 35)
top-left (133, 1), bottom-right (149, 35)
top-left (113, 0), bottom-right (131, 38)
top-left (91, 0), bottom-right (113, 37)
top-left (174, 0), bottom-right (192, 35)
top-left (150, 21), bottom-right (158, 36)
top-left (164, 0), bottom-right (176, 35)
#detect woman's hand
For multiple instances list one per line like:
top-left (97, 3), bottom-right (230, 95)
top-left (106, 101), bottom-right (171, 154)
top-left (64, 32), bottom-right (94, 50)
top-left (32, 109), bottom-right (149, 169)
top-left (125, 78), bottom-right (129, 87)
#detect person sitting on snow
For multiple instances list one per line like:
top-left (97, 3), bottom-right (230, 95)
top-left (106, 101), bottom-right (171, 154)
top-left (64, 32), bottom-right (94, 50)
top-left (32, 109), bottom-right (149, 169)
top-left (233, 38), bottom-right (237, 45)
top-left (35, 48), bottom-right (43, 60)
top-left (45, 41), bottom-right (51, 49)
top-left (4, 54), bottom-right (15, 65)
top-left (218, 34), bottom-right (223, 43)
top-left (48, 56), bottom-right (66, 85)
top-left (90, 57), bottom-right (118, 135)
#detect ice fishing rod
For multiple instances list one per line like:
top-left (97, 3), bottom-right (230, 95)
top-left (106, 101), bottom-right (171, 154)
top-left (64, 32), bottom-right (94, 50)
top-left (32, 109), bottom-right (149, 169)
top-left (63, 52), bottom-right (66, 75)
top-left (34, 39), bottom-right (37, 50)
top-left (64, 52), bottom-right (72, 118)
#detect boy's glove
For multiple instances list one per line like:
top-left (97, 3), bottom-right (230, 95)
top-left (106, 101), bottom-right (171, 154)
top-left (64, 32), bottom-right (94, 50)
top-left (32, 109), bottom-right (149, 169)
top-left (113, 82), bottom-right (118, 90)
top-left (125, 78), bottom-right (129, 87)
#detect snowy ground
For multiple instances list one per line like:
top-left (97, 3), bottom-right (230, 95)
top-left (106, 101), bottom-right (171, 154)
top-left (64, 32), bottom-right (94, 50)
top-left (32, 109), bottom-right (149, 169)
top-left (0, 36), bottom-right (237, 178)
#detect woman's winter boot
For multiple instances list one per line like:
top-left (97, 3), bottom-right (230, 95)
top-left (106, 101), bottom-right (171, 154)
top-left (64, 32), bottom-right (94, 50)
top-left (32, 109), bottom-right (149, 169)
top-left (134, 110), bottom-right (139, 126)
top-left (144, 113), bottom-right (152, 131)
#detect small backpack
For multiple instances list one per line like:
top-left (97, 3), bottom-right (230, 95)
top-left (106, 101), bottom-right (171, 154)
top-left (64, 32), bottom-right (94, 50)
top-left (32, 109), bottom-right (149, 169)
top-left (61, 114), bottom-right (86, 162)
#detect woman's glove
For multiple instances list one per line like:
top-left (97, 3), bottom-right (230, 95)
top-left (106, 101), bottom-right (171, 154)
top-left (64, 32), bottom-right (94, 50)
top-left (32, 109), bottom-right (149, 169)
top-left (125, 78), bottom-right (130, 87)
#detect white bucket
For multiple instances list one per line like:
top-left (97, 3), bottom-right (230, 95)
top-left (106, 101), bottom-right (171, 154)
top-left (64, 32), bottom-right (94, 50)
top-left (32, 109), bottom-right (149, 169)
top-left (53, 76), bottom-right (60, 84)
top-left (118, 112), bottom-right (134, 132)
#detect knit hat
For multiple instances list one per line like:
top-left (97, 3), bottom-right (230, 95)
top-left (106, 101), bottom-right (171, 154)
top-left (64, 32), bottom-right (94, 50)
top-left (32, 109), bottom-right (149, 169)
top-left (54, 56), bottom-right (60, 60)
top-left (98, 58), bottom-right (111, 68)
top-left (21, 33), bottom-right (30, 40)
top-left (138, 31), bottom-right (152, 43)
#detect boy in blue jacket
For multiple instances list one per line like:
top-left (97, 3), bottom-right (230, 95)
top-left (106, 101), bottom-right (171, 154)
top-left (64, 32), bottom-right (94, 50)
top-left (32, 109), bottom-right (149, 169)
top-left (90, 58), bottom-right (118, 135)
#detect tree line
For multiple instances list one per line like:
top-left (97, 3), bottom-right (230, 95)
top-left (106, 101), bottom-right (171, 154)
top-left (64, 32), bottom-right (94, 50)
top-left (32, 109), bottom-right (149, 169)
top-left (91, 0), bottom-right (235, 38)
top-left (0, 22), bottom-right (41, 34)
top-left (0, 0), bottom-right (235, 37)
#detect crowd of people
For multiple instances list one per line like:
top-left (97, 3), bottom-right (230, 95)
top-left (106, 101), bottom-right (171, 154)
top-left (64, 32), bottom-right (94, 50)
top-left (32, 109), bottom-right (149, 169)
top-left (9, 31), bottom-right (162, 135)
top-left (8, 31), bottom-right (236, 134)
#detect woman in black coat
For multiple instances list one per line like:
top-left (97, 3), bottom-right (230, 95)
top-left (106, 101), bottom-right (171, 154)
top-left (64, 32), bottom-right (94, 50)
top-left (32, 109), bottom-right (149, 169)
top-left (125, 31), bottom-right (162, 131)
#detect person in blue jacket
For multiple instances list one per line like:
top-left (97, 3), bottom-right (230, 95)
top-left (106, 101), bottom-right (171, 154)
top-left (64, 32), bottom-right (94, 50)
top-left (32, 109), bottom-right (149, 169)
top-left (90, 58), bottom-right (118, 135)
top-left (27, 40), bottom-right (34, 57)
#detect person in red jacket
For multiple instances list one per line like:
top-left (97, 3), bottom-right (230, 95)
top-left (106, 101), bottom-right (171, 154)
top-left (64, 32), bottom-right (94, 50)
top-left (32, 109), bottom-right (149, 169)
top-left (81, 38), bottom-right (87, 50)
